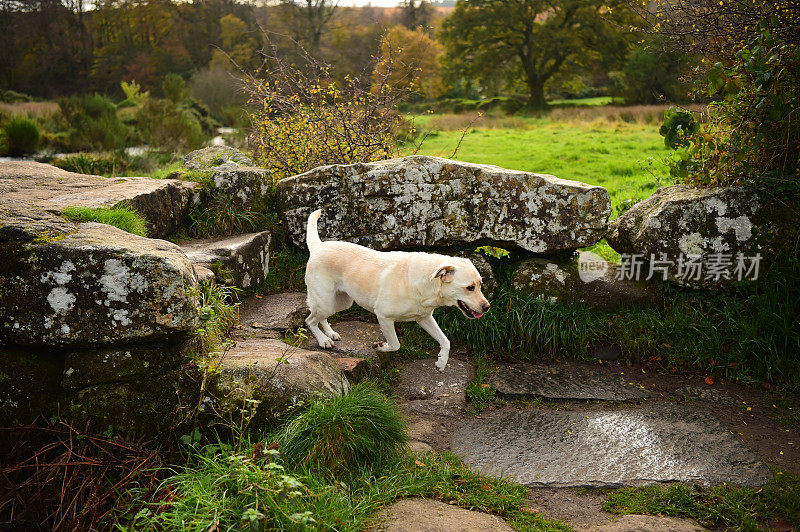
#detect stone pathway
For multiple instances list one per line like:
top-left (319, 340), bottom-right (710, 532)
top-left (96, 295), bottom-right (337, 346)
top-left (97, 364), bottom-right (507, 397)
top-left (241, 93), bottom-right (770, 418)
top-left (489, 363), bottom-right (650, 401)
top-left (397, 358), bottom-right (474, 417)
top-left (450, 402), bottom-right (772, 488)
top-left (374, 499), bottom-right (514, 532)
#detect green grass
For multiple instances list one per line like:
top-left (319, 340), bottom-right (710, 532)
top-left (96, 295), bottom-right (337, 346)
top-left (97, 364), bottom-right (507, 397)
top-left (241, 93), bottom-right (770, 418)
top-left (60, 205), bottom-right (148, 236)
top-left (412, 117), bottom-right (670, 210)
top-left (548, 96), bottom-right (613, 107)
top-left (190, 280), bottom-right (240, 358)
top-left (604, 472), bottom-right (800, 530)
top-left (465, 355), bottom-right (497, 412)
top-left (278, 382), bottom-right (408, 475)
top-left (119, 443), bottom-right (571, 531)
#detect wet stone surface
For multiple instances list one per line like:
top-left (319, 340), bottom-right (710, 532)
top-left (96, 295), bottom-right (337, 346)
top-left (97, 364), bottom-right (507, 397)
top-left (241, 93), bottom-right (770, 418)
top-left (451, 402), bottom-right (772, 488)
top-left (489, 363), bottom-right (651, 401)
top-left (397, 358), bottom-right (474, 417)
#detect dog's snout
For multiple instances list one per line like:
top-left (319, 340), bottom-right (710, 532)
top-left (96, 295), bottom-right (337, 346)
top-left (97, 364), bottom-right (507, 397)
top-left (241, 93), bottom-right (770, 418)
top-left (481, 302), bottom-right (491, 313)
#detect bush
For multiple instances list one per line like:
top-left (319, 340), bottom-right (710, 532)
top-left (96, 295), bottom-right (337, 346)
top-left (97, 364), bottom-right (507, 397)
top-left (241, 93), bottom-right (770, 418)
top-left (135, 98), bottom-right (206, 152)
top-left (161, 73), bottom-right (189, 104)
top-left (2, 116), bottom-right (41, 156)
top-left (278, 383), bottom-right (408, 475)
top-left (59, 94), bottom-right (133, 151)
top-left (190, 67), bottom-right (247, 123)
top-left (60, 206), bottom-right (148, 236)
top-left (51, 152), bottom-right (128, 175)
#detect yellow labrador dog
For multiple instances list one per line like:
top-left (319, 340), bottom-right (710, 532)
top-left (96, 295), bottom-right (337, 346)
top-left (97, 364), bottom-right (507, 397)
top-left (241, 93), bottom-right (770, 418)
top-left (304, 209), bottom-right (490, 371)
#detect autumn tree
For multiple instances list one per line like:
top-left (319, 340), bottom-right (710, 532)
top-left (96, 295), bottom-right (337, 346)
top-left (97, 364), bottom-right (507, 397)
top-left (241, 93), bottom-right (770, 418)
top-left (398, 0), bottom-right (433, 31)
top-left (373, 25), bottom-right (444, 99)
top-left (439, 0), bottom-right (632, 108)
top-left (280, 0), bottom-right (338, 51)
top-left (210, 13), bottom-right (260, 71)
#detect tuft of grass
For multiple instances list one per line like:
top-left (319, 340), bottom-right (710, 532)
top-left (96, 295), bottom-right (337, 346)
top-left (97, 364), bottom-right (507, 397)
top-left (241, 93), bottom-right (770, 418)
top-left (190, 280), bottom-right (240, 358)
top-left (466, 355), bottom-right (497, 412)
top-left (603, 472), bottom-right (800, 529)
top-left (60, 205), bottom-right (148, 236)
top-left (2, 115), bottom-right (41, 156)
top-left (278, 382), bottom-right (408, 476)
top-left (186, 201), bottom-right (270, 238)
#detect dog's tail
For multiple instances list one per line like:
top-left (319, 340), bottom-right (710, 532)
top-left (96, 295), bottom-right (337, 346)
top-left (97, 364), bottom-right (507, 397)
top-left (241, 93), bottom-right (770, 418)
top-left (306, 209), bottom-right (323, 251)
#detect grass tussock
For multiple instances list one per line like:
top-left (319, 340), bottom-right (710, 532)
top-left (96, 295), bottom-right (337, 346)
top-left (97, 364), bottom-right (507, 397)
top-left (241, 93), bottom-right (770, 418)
top-left (60, 205), bottom-right (148, 237)
top-left (0, 100), bottom-right (60, 118)
top-left (190, 280), bottom-right (240, 357)
top-left (604, 473), bottom-right (800, 529)
top-left (278, 382), bottom-right (408, 476)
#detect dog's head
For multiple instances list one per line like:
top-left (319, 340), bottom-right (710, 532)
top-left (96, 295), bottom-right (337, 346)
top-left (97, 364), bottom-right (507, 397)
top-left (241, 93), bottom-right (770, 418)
top-left (430, 257), bottom-right (491, 319)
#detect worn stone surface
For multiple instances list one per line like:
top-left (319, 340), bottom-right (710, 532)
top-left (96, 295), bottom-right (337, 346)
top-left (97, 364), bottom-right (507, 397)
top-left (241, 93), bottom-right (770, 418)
top-left (671, 385), bottom-right (735, 404)
top-left (238, 292), bottom-right (308, 332)
top-left (511, 252), bottom-right (661, 309)
top-left (179, 231), bottom-right (271, 290)
top-left (62, 342), bottom-right (187, 390)
top-left (209, 164), bottom-right (271, 211)
top-left (397, 358), bottom-right (474, 416)
top-left (279, 155), bottom-right (611, 252)
top-left (0, 222), bottom-right (199, 347)
top-left (581, 514), bottom-right (705, 532)
top-left (183, 146), bottom-right (254, 170)
top-left (451, 402), bottom-right (773, 488)
top-left (375, 499), bottom-right (514, 532)
top-left (213, 337), bottom-right (349, 423)
top-left (303, 321), bottom-right (389, 363)
top-left (0, 161), bottom-right (197, 239)
top-left (606, 185), bottom-right (763, 288)
top-left (489, 363), bottom-right (651, 401)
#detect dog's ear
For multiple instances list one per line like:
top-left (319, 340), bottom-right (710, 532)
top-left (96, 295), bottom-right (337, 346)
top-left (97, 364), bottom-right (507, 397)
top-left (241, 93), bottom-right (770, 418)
top-left (430, 264), bottom-right (456, 282)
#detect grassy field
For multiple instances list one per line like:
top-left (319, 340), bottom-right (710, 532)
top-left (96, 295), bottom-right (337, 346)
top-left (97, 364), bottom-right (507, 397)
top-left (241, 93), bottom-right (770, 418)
top-left (410, 112), bottom-right (673, 212)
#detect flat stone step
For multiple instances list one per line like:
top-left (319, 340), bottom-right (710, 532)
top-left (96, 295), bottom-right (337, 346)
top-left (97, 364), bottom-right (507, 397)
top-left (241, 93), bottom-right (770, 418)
top-left (179, 231), bottom-right (270, 290)
top-left (375, 498), bottom-right (513, 532)
top-left (451, 402), bottom-right (772, 488)
top-left (302, 321), bottom-right (391, 378)
top-left (581, 514), bottom-right (705, 532)
top-left (489, 363), bottom-right (651, 401)
top-left (238, 292), bottom-right (308, 333)
top-left (397, 359), bottom-right (474, 417)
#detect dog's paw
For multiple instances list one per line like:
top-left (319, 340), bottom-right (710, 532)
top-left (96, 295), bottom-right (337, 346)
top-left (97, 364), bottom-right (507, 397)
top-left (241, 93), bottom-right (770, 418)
top-left (435, 360), bottom-right (447, 372)
top-left (372, 341), bottom-right (386, 349)
top-left (328, 331), bottom-right (341, 341)
top-left (318, 336), bottom-right (335, 349)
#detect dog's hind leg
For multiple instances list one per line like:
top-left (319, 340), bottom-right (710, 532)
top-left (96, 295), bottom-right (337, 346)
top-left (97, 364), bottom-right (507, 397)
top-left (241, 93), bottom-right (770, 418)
top-left (417, 314), bottom-right (451, 372)
top-left (375, 316), bottom-right (401, 352)
top-left (319, 292), bottom-right (353, 341)
top-left (305, 281), bottom-right (339, 349)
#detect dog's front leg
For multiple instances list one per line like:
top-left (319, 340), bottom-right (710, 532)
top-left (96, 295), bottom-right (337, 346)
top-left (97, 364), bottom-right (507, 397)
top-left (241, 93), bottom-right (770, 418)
top-left (375, 316), bottom-right (401, 352)
top-left (417, 314), bottom-right (451, 372)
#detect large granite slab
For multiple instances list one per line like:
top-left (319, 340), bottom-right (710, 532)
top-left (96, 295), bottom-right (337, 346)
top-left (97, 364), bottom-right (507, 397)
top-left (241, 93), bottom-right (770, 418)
top-left (489, 363), bottom-right (651, 401)
top-left (451, 402), bottom-right (772, 488)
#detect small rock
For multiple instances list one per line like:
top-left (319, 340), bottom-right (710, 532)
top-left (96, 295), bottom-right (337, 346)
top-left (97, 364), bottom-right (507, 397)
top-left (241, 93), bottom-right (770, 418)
top-left (180, 231), bottom-right (271, 290)
top-left (489, 363), bottom-right (650, 401)
top-left (183, 146), bottom-right (254, 170)
top-left (375, 498), bottom-right (514, 532)
top-left (397, 359), bottom-right (474, 416)
top-left (408, 440), bottom-right (435, 454)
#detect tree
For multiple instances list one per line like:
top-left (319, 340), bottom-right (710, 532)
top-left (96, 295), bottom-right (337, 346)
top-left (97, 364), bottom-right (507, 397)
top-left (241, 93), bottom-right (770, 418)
top-left (398, 0), bottom-right (433, 31)
top-left (280, 0), bottom-right (338, 51)
top-left (373, 25), bottom-right (444, 99)
top-left (210, 13), bottom-right (260, 71)
top-left (439, 0), bottom-right (631, 108)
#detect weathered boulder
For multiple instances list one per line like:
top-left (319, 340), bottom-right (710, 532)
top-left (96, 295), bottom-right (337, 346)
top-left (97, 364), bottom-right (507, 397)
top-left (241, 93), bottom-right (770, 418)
top-left (0, 223), bottom-right (199, 347)
top-left (510, 252), bottom-right (661, 309)
top-left (182, 147), bottom-right (270, 211)
top-left (212, 337), bottom-right (349, 424)
top-left (0, 161), bottom-right (198, 239)
top-left (0, 347), bottom-right (64, 425)
top-left (179, 231), bottom-right (271, 290)
top-left (183, 146), bottom-right (254, 170)
top-left (278, 155), bottom-right (611, 253)
top-left (606, 185), bottom-right (763, 288)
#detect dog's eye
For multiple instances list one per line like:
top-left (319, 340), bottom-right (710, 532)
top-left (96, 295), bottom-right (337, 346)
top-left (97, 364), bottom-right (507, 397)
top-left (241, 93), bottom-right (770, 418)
top-left (466, 284), bottom-right (475, 292)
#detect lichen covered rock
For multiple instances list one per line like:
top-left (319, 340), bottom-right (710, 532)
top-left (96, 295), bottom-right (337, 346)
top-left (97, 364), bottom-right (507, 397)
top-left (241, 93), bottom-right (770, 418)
top-left (606, 185), bottom-right (763, 287)
top-left (212, 337), bottom-right (349, 426)
top-left (180, 231), bottom-right (271, 289)
top-left (511, 252), bottom-right (660, 309)
top-left (182, 147), bottom-right (270, 211)
top-left (0, 223), bottom-right (199, 346)
top-left (278, 155), bottom-right (611, 252)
